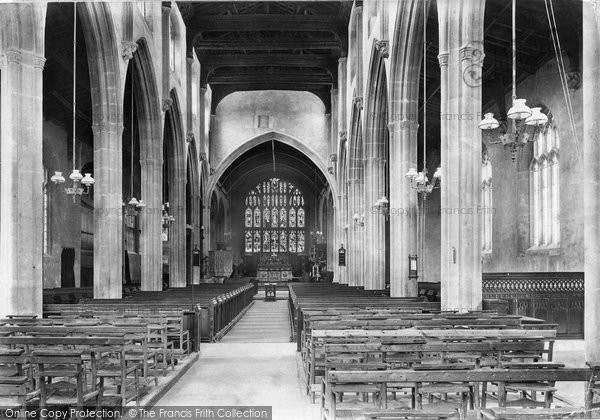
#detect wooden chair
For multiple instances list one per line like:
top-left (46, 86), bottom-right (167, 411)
top-left (495, 362), bottom-right (563, 409)
top-left (360, 408), bottom-right (460, 419)
top-left (33, 350), bottom-right (102, 418)
top-left (480, 407), bottom-right (586, 419)
top-left (0, 376), bottom-right (39, 417)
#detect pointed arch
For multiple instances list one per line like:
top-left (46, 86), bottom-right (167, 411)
top-left (206, 131), bottom-right (338, 204)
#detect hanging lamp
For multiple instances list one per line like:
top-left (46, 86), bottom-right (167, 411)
top-left (51, 3), bottom-right (95, 200)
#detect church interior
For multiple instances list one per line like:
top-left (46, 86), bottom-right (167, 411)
top-left (1, 0), bottom-right (599, 418)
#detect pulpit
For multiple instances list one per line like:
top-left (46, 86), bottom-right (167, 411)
top-left (256, 253), bottom-right (292, 282)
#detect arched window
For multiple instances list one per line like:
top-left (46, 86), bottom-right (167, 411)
top-left (243, 177), bottom-right (306, 254)
top-left (481, 153), bottom-right (493, 253)
top-left (530, 124), bottom-right (560, 248)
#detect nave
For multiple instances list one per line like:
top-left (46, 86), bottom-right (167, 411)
top-left (2, 0), bottom-right (600, 418)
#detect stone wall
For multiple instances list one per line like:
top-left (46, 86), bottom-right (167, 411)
top-left (482, 58), bottom-right (584, 273)
top-left (210, 90), bottom-right (330, 169)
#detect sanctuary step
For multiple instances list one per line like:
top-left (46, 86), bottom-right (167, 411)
top-left (220, 300), bottom-right (291, 343)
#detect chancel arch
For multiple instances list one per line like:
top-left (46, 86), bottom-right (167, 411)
top-left (213, 139), bottom-right (330, 282)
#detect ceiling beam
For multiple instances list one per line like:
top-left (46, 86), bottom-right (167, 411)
top-left (190, 14), bottom-right (342, 32)
top-left (194, 39), bottom-right (341, 51)
top-left (209, 73), bottom-right (332, 86)
top-left (202, 53), bottom-right (338, 73)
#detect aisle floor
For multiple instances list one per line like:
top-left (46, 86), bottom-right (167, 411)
top-left (157, 343), bottom-right (320, 420)
top-left (220, 300), bottom-right (291, 343)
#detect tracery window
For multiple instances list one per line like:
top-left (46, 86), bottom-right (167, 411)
top-left (243, 177), bottom-right (306, 254)
top-left (530, 124), bottom-right (560, 248)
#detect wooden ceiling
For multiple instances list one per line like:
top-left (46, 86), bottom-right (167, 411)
top-left (178, 1), bottom-right (353, 113)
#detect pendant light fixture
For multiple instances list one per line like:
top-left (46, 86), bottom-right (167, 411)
top-left (406, 5), bottom-right (441, 195)
top-left (124, 62), bottom-right (145, 218)
top-left (51, 3), bottom-right (95, 200)
top-left (479, 0), bottom-right (548, 161)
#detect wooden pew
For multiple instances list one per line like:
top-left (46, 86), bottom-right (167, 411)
top-left (308, 328), bottom-right (555, 405)
top-left (0, 335), bottom-right (141, 407)
top-left (323, 368), bottom-right (594, 420)
top-left (0, 327), bottom-right (157, 390)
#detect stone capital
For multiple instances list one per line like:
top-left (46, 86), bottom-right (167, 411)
top-left (459, 45), bottom-right (485, 65)
top-left (92, 122), bottom-right (124, 136)
top-left (199, 152), bottom-right (207, 161)
top-left (186, 132), bottom-right (195, 143)
top-left (339, 131), bottom-right (348, 143)
top-left (4, 49), bottom-right (46, 69)
top-left (374, 40), bottom-right (390, 59)
top-left (121, 41), bottom-right (138, 61)
top-left (353, 96), bottom-right (364, 110)
top-left (162, 98), bottom-right (173, 112)
top-left (388, 120), bottom-right (419, 132)
top-left (438, 53), bottom-right (449, 68)
top-left (329, 153), bottom-right (338, 163)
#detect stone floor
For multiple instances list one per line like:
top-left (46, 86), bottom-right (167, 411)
top-left (157, 342), bottom-right (320, 420)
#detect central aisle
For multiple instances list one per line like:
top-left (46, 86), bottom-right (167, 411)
top-left (156, 343), bottom-right (319, 420)
top-left (156, 296), bottom-right (318, 419)
top-left (220, 299), bottom-right (291, 343)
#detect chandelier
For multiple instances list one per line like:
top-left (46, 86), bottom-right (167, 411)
top-left (50, 3), bottom-right (95, 200)
top-left (479, 0), bottom-right (548, 161)
top-left (406, 6), bottom-right (441, 196)
top-left (162, 202), bottom-right (175, 228)
top-left (123, 61), bottom-right (145, 220)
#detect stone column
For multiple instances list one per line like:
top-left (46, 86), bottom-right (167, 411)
top-left (364, 153), bottom-right (386, 290)
top-left (437, 0), bottom-right (485, 311)
top-left (348, 178), bottom-right (365, 287)
top-left (199, 86), bottom-right (208, 152)
top-left (583, 0), bottom-right (600, 364)
top-left (169, 169), bottom-right (187, 287)
top-left (0, 26), bottom-right (46, 317)
top-left (140, 157), bottom-right (163, 291)
top-left (388, 0), bottom-right (427, 297)
top-left (93, 122), bottom-right (124, 298)
top-left (389, 120), bottom-right (418, 297)
top-left (336, 58), bottom-right (348, 285)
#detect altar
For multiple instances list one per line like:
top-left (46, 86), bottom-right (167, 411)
top-left (257, 253), bottom-right (292, 282)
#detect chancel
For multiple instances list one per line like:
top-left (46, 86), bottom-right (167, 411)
top-left (0, 0), bottom-right (599, 418)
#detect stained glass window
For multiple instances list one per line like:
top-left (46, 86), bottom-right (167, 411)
top-left (297, 208), bottom-right (305, 228)
top-left (245, 209), bottom-right (252, 228)
top-left (280, 209), bottom-right (287, 227)
top-left (245, 232), bottom-right (252, 253)
top-left (253, 232), bottom-right (261, 253)
top-left (243, 177), bottom-right (306, 254)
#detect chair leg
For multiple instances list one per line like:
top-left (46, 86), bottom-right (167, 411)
top-left (499, 382), bottom-right (508, 407)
